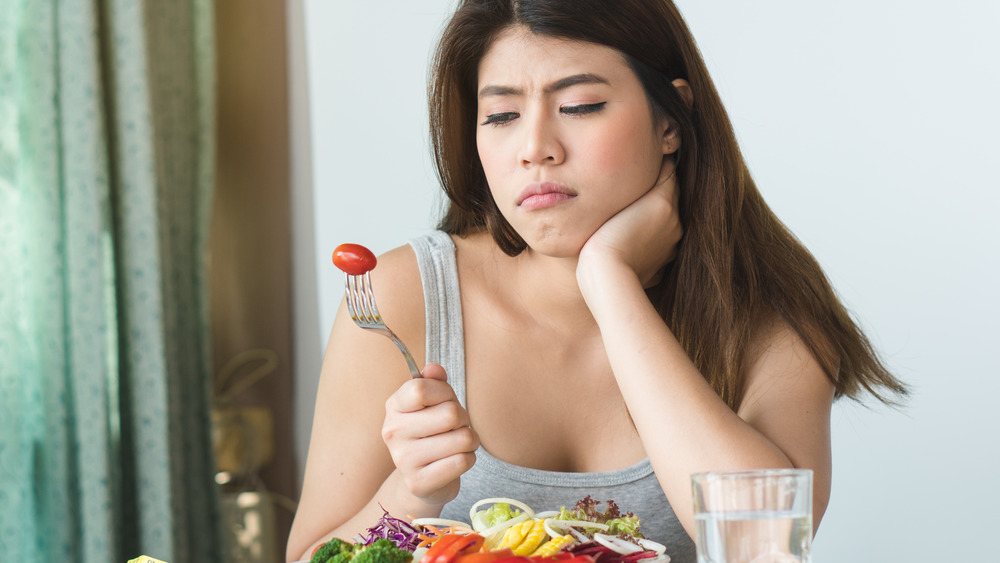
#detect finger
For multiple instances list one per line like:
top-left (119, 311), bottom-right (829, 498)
top-left (383, 399), bottom-right (472, 444)
top-left (420, 362), bottom-right (448, 381)
top-left (390, 426), bottom-right (480, 470)
top-left (404, 451), bottom-right (478, 500)
top-left (387, 375), bottom-right (458, 414)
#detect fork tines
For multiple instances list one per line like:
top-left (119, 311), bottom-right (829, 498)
top-left (345, 272), bottom-right (381, 325)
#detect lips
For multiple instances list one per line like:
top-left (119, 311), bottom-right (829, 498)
top-left (516, 182), bottom-right (577, 209)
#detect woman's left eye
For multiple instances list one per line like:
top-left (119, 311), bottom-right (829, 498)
top-left (561, 102), bottom-right (606, 116)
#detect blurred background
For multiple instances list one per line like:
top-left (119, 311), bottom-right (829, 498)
top-left (1, 1), bottom-right (996, 562)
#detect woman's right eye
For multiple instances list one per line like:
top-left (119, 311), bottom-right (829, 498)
top-left (481, 112), bottom-right (519, 127)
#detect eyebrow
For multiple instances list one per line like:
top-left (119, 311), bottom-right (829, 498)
top-left (478, 73), bottom-right (611, 99)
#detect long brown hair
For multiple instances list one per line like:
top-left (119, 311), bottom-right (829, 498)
top-left (429, 0), bottom-right (907, 408)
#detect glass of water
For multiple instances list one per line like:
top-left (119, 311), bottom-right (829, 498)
top-left (691, 469), bottom-right (813, 563)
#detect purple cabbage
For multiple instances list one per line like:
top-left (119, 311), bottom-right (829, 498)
top-left (567, 542), bottom-right (662, 563)
top-left (355, 508), bottom-right (424, 552)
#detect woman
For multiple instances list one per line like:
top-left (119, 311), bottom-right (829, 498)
top-left (287, 1), bottom-right (906, 561)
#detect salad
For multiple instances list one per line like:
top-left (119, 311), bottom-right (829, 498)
top-left (309, 497), bottom-right (670, 563)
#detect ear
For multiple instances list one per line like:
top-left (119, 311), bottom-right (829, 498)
top-left (672, 78), bottom-right (693, 108)
top-left (661, 78), bottom-right (693, 156)
top-left (661, 120), bottom-right (681, 155)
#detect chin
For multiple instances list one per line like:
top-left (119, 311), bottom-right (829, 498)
top-left (520, 226), bottom-right (592, 259)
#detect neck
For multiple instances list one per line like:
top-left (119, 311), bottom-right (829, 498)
top-left (510, 248), bottom-right (599, 333)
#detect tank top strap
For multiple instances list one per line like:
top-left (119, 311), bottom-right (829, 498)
top-left (407, 231), bottom-right (468, 406)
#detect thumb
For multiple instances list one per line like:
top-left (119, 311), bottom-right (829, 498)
top-left (420, 362), bottom-right (448, 381)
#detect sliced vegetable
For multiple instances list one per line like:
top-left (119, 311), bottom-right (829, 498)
top-left (478, 556), bottom-right (536, 563)
top-left (512, 521), bottom-right (548, 555)
top-left (528, 534), bottom-right (574, 557)
top-left (453, 548), bottom-right (516, 563)
top-left (481, 513), bottom-right (531, 549)
top-left (472, 502), bottom-right (521, 532)
top-left (593, 534), bottom-right (642, 555)
top-left (412, 518), bottom-right (474, 530)
top-left (356, 509), bottom-right (425, 551)
top-left (565, 542), bottom-right (667, 563)
top-left (495, 520), bottom-right (530, 551)
top-left (491, 519), bottom-right (549, 555)
top-left (420, 533), bottom-right (486, 563)
top-left (471, 498), bottom-right (535, 534)
top-left (543, 519), bottom-right (609, 540)
top-left (420, 534), bottom-right (467, 563)
top-left (635, 540), bottom-right (665, 556)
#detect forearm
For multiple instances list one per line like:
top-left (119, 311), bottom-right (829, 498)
top-left (289, 470), bottom-right (445, 562)
top-left (577, 262), bottom-right (793, 532)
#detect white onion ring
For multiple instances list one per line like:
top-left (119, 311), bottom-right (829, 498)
top-left (543, 518), bottom-right (562, 540)
top-left (594, 533), bottom-right (643, 555)
top-left (481, 512), bottom-right (530, 546)
top-left (410, 518), bottom-right (473, 529)
top-left (469, 497), bottom-right (536, 526)
top-left (545, 519), bottom-right (610, 533)
top-left (637, 538), bottom-right (667, 555)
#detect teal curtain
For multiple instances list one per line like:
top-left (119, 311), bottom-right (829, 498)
top-left (0, 1), bottom-right (221, 562)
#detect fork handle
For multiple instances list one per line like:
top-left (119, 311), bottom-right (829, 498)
top-left (389, 334), bottom-right (422, 379)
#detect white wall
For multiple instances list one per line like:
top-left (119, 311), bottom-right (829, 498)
top-left (291, 1), bottom-right (1000, 561)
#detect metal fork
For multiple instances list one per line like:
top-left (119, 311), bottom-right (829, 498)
top-left (344, 271), bottom-right (422, 378)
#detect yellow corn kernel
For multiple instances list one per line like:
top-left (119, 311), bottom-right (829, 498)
top-left (530, 534), bottom-right (575, 557)
top-left (512, 520), bottom-right (548, 555)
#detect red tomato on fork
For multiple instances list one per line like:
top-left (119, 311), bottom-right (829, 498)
top-left (332, 243), bottom-right (377, 275)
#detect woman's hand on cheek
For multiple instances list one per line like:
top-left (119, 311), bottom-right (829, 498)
top-left (578, 156), bottom-right (683, 289)
top-left (381, 363), bottom-right (479, 506)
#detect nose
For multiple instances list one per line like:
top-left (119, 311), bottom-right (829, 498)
top-left (518, 112), bottom-right (564, 168)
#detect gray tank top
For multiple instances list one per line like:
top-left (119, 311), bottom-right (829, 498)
top-left (408, 231), bottom-right (696, 563)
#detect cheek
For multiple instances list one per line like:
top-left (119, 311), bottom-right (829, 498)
top-left (477, 134), bottom-right (511, 186)
top-left (580, 121), bottom-right (662, 186)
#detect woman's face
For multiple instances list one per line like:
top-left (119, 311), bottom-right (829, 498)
top-left (476, 26), bottom-right (672, 258)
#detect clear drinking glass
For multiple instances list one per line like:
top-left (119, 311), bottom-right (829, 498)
top-left (691, 469), bottom-right (813, 563)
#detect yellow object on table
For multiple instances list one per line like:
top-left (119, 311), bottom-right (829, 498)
top-left (128, 556), bottom-right (168, 563)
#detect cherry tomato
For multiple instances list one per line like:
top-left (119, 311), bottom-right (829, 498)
top-left (332, 243), bottom-right (377, 275)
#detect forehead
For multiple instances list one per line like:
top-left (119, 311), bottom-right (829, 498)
top-left (477, 26), bottom-right (631, 88)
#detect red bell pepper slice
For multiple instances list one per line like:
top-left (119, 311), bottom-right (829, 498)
top-left (551, 556), bottom-right (597, 563)
top-left (421, 533), bottom-right (486, 563)
top-left (454, 548), bottom-right (515, 563)
top-left (483, 556), bottom-right (535, 563)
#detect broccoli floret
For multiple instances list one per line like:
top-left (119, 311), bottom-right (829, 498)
top-left (351, 539), bottom-right (413, 563)
top-left (311, 538), bottom-right (353, 563)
